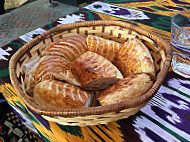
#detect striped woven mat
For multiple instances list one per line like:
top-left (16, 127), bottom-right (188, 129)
top-left (0, 0), bottom-right (190, 141)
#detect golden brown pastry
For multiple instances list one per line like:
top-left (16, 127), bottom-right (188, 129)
top-left (97, 73), bottom-right (153, 106)
top-left (71, 51), bottom-right (123, 90)
top-left (33, 80), bottom-right (94, 109)
top-left (114, 38), bottom-right (155, 79)
top-left (86, 35), bottom-right (122, 62)
top-left (24, 55), bottom-right (80, 95)
top-left (42, 35), bottom-right (88, 62)
top-left (22, 58), bottom-right (40, 95)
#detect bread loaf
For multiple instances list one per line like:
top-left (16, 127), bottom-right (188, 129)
top-left (42, 35), bottom-right (88, 62)
top-left (22, 58), bottom-right (40, 95)
top-left (86, 35), bottom-right (122, 62)
top-left (24, 55), bottom-right (80, 95)
top-left (34, 80), bottom-right (94, 109)
top-left (71, 51), bottom-right (123, 90)
top-left (114, 38), bottom-right (155, 79)
top-left (97, 73), bottom-right (153, 106)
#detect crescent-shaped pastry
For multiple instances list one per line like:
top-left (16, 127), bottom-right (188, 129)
top-left (97, 73), bottom-right (153, 106)
top-left (34, 80), bottom-right (94, 109)
top-left (42, 35), bottom-right (88, 62)
top-left (24, 55), bottom-right (80, 95)
top-left (71, 51), bottom-right (123, 90)
top-left (114, 38), bottom-right (155, 79)
top-left (86, 35), bottom-right (122, 62)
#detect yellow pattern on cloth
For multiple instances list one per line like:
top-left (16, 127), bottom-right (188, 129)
top-left (113, 0), bottom-right (184, 16)
top-left (0, 84), bottom-right (124, 141)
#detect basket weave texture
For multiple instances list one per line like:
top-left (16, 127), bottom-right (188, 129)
top-left (9, 20), bottom-right (172, 126)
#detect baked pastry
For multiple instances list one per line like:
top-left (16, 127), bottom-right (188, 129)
top-left (97, 73), bottom-right (153, 106)
top-left (71, 51), bottom-right (123, 90)
top-left (114, 38), bottom-right (155, 79)
top-left (22, 58), bottom-right (40, 95)
top-left (24, 55), bottom-right (80, 95)
top-left (33, 80), bottom-right (94, 109)
top-left (42, 35), bottom-right (88, 62)
top-left (86, 35), bottom-right (122, 62)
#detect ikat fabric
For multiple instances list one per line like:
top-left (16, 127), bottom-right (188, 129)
top-left (0, 0), bottom-right (190, 141)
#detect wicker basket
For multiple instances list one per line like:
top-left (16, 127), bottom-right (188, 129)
top-left (9, 20), bottom-right (172, 126)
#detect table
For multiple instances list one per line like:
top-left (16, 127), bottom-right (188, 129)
top-left (0, 0), bottom-right (190, 141)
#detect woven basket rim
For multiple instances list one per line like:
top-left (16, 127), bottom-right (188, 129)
top-left (9, 20), bottom-right (172, 117)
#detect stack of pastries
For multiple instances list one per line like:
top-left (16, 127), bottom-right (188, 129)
top-left (22, 35), bottom-right (155, 109)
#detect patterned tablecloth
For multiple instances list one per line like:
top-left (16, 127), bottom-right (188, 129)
top-left (0, 0), bottom-right (190, 141)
